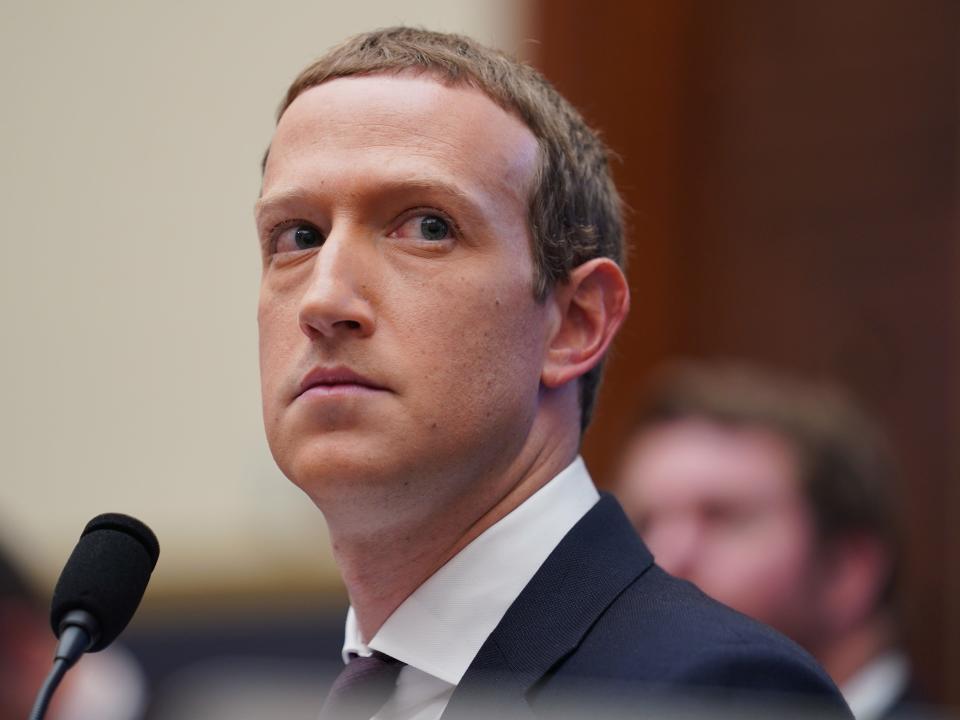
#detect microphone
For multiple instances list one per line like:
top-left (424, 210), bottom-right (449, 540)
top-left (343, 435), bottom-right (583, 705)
top-left (29, 513), bottom-right (160, 720)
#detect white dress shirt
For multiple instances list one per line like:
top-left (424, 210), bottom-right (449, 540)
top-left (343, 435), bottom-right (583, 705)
top-left (340, 456), bottom-right (600, 720)
top-left (841, 651), bottom-right (910, 720)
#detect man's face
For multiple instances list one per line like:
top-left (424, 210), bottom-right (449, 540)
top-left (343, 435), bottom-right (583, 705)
top-left (256, 74), bottom-right (549, 526)
top-left (615, 419), bottom-right (828, 644)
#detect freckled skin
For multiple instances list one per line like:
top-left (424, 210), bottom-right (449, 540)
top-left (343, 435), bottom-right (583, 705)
top-left (256, 75), bottom-right (559, 540)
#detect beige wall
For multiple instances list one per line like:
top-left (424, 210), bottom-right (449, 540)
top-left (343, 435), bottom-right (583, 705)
top-left (0, 0), bottom-right (529, 600)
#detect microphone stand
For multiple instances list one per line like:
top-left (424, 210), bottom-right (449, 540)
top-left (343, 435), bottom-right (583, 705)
top-left (28, 610), bottom-right (99, 720)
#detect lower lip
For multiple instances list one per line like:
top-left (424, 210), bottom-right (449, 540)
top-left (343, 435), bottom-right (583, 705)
top-left (298, 383), bottom-right (386, 399)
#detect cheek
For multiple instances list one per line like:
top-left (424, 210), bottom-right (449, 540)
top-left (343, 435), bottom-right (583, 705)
top-left (257, 294), bottom-right (299, 401)
top-left (402, 279), bottom-right (548, 421)
top-left (698, 524), bottom-right (816, 622)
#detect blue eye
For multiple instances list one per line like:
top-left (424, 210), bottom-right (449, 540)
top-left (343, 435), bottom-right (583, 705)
top-left (271, 222), bottom-right (324, 254)
top-left (419, 216), bottom-right (450, 241)
top-left (294, 225), bottom-right (323, 249)
top-left (391, 213), bottom-right (456, 243)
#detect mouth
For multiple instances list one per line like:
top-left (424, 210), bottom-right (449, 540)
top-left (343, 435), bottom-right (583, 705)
top-left (296, 366), bottom-right (390, 399)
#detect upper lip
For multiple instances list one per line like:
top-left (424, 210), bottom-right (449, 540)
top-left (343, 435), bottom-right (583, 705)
top-left (297, 366), bottom-right (389, 396)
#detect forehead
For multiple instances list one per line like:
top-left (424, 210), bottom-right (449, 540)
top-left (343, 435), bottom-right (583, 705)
top-left (262, 74), bottom-right (539, 204)
top-left (622, 419), bottom-right (802, 506)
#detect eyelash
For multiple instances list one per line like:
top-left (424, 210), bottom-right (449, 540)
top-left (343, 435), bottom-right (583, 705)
top-left (264, 208), bottom-right (462, 253)
top-left (265, 219), bottom-right (313, 252)
top-left (394, 207), bottom-right (462, 242)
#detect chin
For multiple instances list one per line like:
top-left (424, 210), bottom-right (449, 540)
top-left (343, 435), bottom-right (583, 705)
top-left (282, 440), bottom-right (396, 497)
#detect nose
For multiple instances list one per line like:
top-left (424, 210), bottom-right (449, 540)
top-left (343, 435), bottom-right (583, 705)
top-left (298, 231), bottom-right (375, 341)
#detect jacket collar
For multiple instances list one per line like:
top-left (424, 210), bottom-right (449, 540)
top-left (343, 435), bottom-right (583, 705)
top-left (444, 494), bottom-right (654, 717)
top-left (342, 457), bottom-right (599, 686)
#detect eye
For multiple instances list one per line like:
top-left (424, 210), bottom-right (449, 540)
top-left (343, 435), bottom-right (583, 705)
top-left (419, 216), bottom-right (450, 241)
top-left (701, 502), bottom-right (754, 531)
top-left (272, 222), bottom-right (324, 254)
top-left (392, 213), bottom-right (456, 243)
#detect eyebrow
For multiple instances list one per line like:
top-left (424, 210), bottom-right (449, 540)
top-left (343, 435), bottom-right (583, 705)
top-left (254, 188), bottom-right (316, 219)
top-left (255, 177), bottom-right (484, 223)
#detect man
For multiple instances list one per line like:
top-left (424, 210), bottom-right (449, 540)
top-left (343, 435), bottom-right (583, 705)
top-left (256, 27), bottom-right (849, 719)
top-left (614, 363), bottom-right (916, 720)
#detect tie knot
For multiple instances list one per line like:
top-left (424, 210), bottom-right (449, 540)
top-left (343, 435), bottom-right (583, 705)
top-left (320, 651), bottom-right (405, 719)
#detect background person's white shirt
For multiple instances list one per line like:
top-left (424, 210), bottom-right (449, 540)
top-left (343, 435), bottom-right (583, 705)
top-left (340, 456), bottom-right (600, 720)
top-left (841, 651), bottom-right (910, 720)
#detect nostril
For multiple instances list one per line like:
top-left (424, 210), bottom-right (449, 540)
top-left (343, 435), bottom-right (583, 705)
top-left (340, 320), bottom-right (362, 330)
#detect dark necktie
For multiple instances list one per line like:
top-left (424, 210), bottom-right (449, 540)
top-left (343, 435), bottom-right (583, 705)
top-left (319, 651), bottom-right (405, 720)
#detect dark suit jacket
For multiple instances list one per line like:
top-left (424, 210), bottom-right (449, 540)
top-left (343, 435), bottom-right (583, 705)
top-left (444, 495), bottom-right (853, 719)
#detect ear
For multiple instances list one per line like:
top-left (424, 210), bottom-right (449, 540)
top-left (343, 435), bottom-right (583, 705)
top-left (818, 535), bottom-right (892, 632)
top-left (541, 258), bottom-right (630, 388)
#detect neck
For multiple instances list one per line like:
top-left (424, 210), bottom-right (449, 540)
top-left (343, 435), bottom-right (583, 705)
top-left (326, 415), bottom-right (580, 641)
top-left (816, 610), bottom-right (896, 686)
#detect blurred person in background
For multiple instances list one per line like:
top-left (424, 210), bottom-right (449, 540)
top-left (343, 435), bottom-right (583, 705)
top-left (0, 545), bottom-right (49, 720)
top-left (614, 362), bottom-right (922, 720)
top-left (1, 543), bottom-right (148, 720)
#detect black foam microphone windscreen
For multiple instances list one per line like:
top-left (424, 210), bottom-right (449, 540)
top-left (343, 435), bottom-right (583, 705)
top-left (50, 513), bottom-right (159, 652)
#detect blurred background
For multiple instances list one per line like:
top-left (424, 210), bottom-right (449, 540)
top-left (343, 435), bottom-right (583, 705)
top-left (0, 0), bottom-right (956, 717)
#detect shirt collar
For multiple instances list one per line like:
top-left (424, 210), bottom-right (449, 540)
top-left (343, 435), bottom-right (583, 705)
top-left (342, 456), bottom-right (599, 685)
top-left (841, 651), bottom-right (909, 720)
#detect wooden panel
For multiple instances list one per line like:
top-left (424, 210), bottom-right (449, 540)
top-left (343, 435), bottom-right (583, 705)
top-left (532, 0), bottom-right (960, 704)
top-left (533, 1), bottom-right (694, 483)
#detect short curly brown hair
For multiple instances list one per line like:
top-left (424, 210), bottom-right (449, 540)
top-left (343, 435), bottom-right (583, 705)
top-left (266, 27), bottom-right (625, 430)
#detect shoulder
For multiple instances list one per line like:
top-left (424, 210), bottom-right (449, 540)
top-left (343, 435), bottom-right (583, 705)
top-left (539, 565), bottom-right (851, 716)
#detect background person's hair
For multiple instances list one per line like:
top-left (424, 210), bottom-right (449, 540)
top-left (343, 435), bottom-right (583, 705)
top-left (633, 362), bottom-right (900, 610)
top-left (267, 26), bottom-right (625, 429)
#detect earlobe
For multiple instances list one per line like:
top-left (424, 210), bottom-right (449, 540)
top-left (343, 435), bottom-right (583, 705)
top-left (541, 258), bottom-right (630, 388)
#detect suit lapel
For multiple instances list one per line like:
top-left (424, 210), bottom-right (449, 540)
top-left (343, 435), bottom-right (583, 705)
top-left (443, 495), bottom-right (654, 718)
